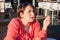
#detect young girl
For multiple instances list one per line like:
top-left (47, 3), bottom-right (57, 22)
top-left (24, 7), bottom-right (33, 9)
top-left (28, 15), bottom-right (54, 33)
top-left (4, 2), bottom-right (50, 40)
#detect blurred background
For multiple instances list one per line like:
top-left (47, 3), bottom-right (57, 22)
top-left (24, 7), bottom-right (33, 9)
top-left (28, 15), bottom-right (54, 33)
top-left (0, 0), bottom-right (60, 40)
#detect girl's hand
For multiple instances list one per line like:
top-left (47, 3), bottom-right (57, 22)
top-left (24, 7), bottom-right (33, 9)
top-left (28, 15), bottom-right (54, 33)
top-left (33, 37), bottom-right (41, 40)
top-left (43, 16), bottom-right (50, 30)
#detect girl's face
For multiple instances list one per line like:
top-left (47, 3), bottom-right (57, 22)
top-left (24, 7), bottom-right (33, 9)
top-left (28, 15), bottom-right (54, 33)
top-left (21, 5), bottom-right (35, 23)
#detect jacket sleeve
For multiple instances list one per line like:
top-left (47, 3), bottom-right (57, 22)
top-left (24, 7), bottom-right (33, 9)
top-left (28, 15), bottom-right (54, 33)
top-left (34, 19), bottom-right (47, 39)
top-left (4, 18), bottom-right (20, 40)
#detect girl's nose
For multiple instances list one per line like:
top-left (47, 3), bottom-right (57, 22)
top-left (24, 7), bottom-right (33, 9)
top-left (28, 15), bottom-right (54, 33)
top-left (31, 11), bottom-right (35, 17)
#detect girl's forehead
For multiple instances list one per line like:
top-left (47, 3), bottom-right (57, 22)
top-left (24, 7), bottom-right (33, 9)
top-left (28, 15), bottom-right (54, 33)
top-left (25, 5), bottom-right (33, 10)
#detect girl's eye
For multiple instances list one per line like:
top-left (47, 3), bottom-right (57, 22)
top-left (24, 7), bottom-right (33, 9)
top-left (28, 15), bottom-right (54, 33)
top-left (28, 10), bottom-right (34, 13)
top-left (28, 10), bottom-right (31, 13)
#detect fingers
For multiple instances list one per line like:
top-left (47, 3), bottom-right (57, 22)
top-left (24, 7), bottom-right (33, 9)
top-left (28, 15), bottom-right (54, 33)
top-left (45, 16), bottom-right (50, 22)
top-left (43, 16), bottom-right (51, 26)
top-left (33, 37), bottom-right (41, 40)
top-left (45, 16), bottom-right (50, 20)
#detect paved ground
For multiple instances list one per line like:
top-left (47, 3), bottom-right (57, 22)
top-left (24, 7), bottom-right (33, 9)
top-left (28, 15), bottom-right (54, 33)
top-left (0, 21), bottom-right (9, 40)
top-left (0, 26), bottom-right (7, 40)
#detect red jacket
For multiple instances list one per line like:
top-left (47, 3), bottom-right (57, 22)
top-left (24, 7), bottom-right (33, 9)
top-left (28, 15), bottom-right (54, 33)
top-left (4, 18), bottom-right (47, 40)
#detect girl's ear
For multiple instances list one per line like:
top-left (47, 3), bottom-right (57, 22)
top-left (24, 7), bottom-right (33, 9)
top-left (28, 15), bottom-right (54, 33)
top-left (20, 12), bottom-right (23, 18)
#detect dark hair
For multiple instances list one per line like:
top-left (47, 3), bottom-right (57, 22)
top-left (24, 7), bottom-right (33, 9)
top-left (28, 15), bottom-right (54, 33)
top-left (17, 2), bottom-right (36, 18)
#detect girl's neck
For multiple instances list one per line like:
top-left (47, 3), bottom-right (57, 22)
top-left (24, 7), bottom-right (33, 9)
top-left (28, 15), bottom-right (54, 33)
top-left (21, 18), bottom-right (29, 27)
top-left (21, 18), bottom-right (30, 33)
